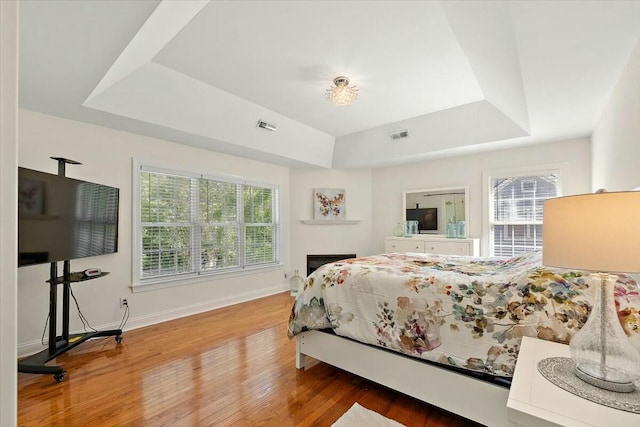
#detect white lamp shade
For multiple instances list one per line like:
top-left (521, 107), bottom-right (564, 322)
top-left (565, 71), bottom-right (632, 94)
top-left (543, 192), bottom-right (640, 273)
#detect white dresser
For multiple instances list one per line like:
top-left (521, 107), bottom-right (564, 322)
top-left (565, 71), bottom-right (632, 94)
top-left (385, 236), bottom-right (480, 256)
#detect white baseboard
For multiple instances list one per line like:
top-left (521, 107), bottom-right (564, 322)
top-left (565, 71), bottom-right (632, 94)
top-left (121, 284), bottom-right (288, 333)
top-left (18, 284), bottom-right (288, 357)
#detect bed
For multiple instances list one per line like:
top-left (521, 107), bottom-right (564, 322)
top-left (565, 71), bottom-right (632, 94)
top-left (288, 251), bottom-right (640, 426)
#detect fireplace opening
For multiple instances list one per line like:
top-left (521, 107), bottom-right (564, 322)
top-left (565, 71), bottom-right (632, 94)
top-left (306, 254), bottom-right (357, 277)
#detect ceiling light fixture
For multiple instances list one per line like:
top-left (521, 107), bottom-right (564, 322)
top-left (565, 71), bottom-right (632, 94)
top-left (326, 76), bottom-right (358, 106)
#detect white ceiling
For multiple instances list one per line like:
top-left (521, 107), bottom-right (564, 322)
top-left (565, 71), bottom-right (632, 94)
top-left (18, 0), bottom-right (640, 169)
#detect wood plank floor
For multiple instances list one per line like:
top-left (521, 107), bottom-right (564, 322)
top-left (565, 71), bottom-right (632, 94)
top-left (18, 291), bottom-right (484, 426)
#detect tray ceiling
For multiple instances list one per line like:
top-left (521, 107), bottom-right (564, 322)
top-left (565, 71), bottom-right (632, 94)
top-left (19, 1), bottom-right (640, 168)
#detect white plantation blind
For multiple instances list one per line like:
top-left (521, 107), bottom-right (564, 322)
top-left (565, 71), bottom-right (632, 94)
top-left (138, 165), bottom-right (279, 283)
top-left (489, 171), bottom-right (560, 258)
top-left (198, 179), bottom-right (240, 272)
top-left (243, 185), bottom-right (278, 265)
top-left (140, 170), bottom-right (193, 279)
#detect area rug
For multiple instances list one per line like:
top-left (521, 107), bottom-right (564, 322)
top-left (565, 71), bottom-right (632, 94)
top-left (332, 403), bottom-right (406, 427)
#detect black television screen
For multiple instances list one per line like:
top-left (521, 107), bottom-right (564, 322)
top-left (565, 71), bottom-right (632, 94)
top-left (406, 207), bottom-right (438, 232)
top-left (18, 167), bottom-right (119, 267)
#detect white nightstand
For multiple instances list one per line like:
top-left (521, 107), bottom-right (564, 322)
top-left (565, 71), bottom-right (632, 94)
top-left (507, 337), bottom-right (640, 427)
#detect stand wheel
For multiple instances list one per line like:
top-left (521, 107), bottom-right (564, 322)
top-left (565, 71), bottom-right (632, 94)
top-left (115, 335), bottom-right (122, 344)
top-left (54, 371), bottom-right (65, 382)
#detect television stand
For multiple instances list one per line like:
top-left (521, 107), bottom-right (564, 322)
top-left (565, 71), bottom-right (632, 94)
top-left (17, 260), bottom-right (122, 382)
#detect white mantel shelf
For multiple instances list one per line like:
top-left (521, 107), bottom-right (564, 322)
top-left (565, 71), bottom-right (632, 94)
top-left (301, 220), bottom-right (360, 225)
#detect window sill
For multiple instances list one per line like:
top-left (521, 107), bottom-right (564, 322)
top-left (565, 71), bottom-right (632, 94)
top-left (131, 263), bottom-right (284, 293)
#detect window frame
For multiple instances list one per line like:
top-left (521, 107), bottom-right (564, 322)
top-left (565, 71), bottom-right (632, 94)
top-left (482, 163), bottom-right (565, 257)
top-left (132, 161), bottom-right (281, 291)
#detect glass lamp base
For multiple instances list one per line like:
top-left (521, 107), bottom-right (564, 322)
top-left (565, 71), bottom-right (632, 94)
top-left (575, 364), bottom-right (636, 393)
top-left (569, 273), bottom-right (640, 394)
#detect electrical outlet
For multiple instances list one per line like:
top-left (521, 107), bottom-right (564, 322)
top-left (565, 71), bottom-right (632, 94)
top-left (284, 271), bottom-right (289, 279)
top-left (120, 297), bottom-right (128, 308)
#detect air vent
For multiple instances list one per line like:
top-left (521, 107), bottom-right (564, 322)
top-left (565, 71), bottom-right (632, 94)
top-left (256, 120), bottom-right (276, 132)
top-left (390, 130), bottom-right (409, 140)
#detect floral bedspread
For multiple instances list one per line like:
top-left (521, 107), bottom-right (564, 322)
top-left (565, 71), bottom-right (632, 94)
top-left (288, 251), bottom-right (640, 378)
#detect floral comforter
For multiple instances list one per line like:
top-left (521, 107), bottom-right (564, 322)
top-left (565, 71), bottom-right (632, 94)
top-left (288, 251), bottom-right (640, 378)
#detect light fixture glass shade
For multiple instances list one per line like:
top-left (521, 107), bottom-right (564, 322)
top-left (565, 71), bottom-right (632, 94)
top-left (543, 192), bottom-right (640, 392)
top-left (326, 76), bottom-right (358, 106)
top-left (569, 273), bottom-right (640, 392)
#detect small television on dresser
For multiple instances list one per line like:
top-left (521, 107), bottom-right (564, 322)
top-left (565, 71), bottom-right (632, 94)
top-left (18, 167), bottom-right (119, 267)
top-left (405, 207), bottom-right (438, 233)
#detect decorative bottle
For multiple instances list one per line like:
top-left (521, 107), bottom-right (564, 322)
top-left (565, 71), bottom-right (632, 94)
top-left (446, 219), bottom-right (457, 238)
top-left (404, 220), bottom-right (418, 237)
top-left (289, 269), bottom-right (304, 297)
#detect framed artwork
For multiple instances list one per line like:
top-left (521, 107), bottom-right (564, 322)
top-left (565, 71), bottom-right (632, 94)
top-left (313, 188), bottom-right (346, 220)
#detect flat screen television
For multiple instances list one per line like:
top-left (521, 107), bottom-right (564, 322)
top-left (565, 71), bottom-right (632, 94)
top-left (406, 207), bottom-right (438, 233)
top-left (18, 167), bottom-right (119, 267)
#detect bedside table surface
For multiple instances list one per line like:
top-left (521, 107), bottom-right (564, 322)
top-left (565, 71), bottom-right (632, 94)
top-left (507, 337), bottom-right (640, 427)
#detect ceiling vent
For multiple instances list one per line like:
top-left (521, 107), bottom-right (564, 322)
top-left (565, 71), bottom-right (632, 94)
top-left (390, 130), bottom-right (409, 140)
top-left (256, 120), bottom-right (276, 132)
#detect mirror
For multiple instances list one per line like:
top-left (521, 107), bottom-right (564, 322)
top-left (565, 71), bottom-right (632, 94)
top-left (402, 186), bottom-right (469, 238)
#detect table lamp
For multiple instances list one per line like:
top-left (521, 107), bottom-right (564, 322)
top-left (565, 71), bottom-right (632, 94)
top-left (543, 191), bottom-right (640, 393)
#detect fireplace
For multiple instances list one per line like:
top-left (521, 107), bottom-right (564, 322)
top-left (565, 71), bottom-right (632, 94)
top-left (306, 254), bottom-right (356, 276)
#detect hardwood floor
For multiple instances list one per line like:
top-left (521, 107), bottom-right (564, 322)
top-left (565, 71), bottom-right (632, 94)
top-left (18, 291), bottom-right (484, 426)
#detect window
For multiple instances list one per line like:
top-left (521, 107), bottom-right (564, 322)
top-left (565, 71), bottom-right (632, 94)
top-left (135, 165), bottom-right (279, 285)
top-left (487, 168), bottom-right (561, 258)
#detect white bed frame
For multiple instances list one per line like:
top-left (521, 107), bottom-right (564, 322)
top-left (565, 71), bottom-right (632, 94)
top-left (296, 331), bottom-right (510, 427)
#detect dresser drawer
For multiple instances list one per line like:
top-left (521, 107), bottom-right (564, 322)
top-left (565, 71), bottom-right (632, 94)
top-left (385, 239), bottom-right (426, 253)
top-left (385, 236), bottom-right (479, 256)
top-left (424, 240), bottom-right (472, 256)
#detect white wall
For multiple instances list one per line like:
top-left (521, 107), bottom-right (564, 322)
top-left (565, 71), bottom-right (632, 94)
top-left (289, 168), bottom-right (373, 277)
top-left (592, 39), bottom-right (640, 191)
top-left (0, 1), bottom-right (19, 425)
top-left (372, 138), bottom-right (592, 256)
top-left (17, 109), bottom-right (290, 355)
